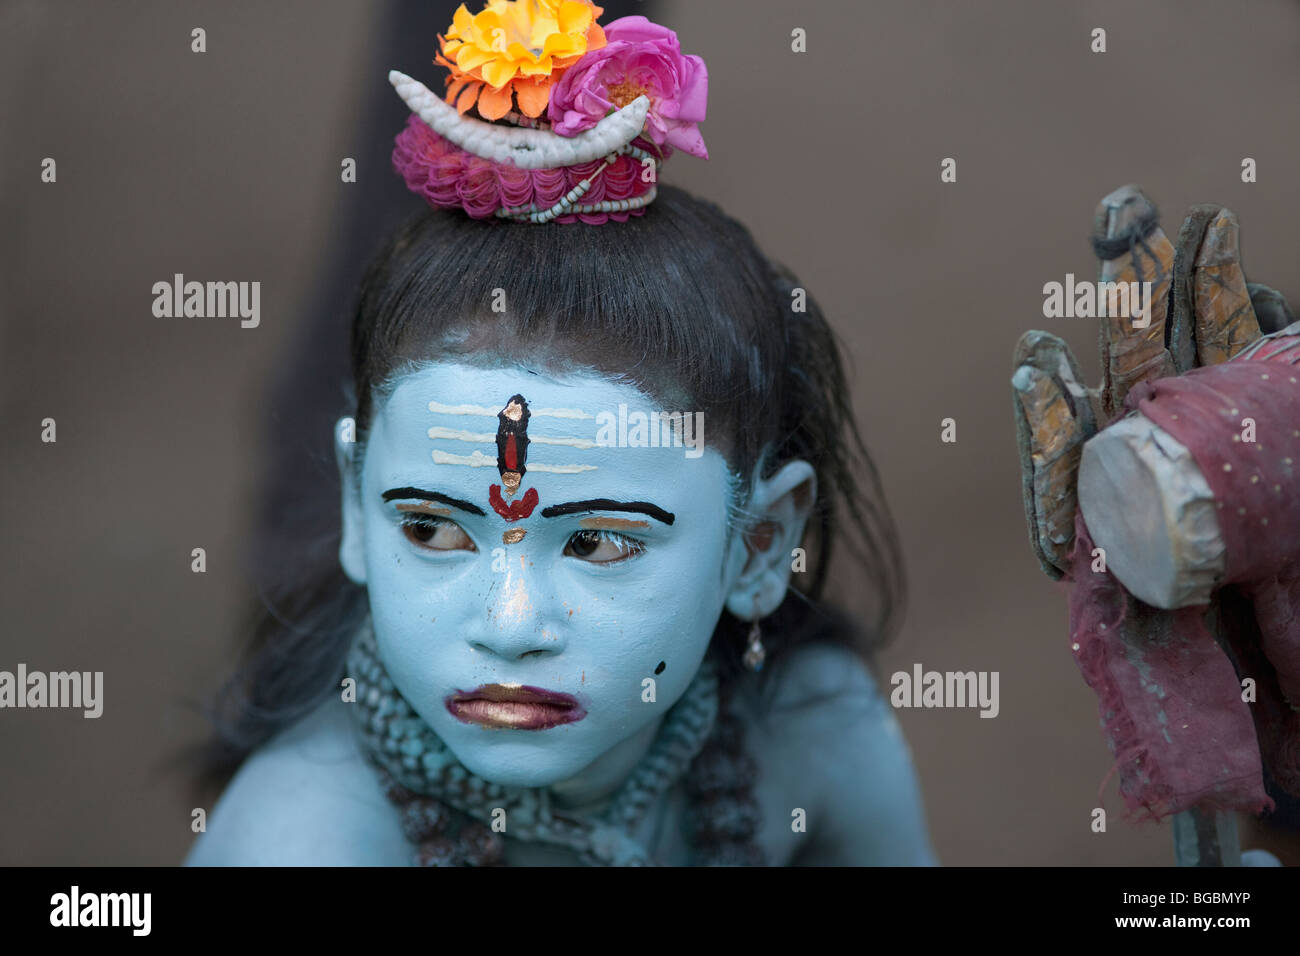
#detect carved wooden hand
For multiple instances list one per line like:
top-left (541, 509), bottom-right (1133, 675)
top-left (1012, 184), bottom-right (1270, 584)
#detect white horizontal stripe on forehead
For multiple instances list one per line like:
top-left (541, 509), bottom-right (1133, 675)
top-left (530, 407), bottom-right (596, 420)
top-left (427, 426), bottom-right (598, 449)
top-left (427, 400), bottom-right (595, 420)
top-left (427, 426), bottom-right (495, 442)
top-left (431, 449), bottom-right (598, 473)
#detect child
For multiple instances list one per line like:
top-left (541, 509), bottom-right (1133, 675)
top-left (187, 1), bottom-right (934, 866)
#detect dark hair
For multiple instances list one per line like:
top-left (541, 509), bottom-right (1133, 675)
top-left (202, 184), bottom-right (904, 783)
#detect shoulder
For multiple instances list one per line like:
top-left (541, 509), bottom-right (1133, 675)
top-left (764, 638), bottom-right (879, 710)
top-left (735, 640), bottom-right (937, 865)
top-left (184, 697), bottom-right (409, 866)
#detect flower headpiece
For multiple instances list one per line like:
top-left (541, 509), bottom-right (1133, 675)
top-left (389, 1), bottom-right (708, 224)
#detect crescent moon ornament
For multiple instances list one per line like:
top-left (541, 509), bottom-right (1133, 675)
top-left (388, 70), bottom-right (650, 170)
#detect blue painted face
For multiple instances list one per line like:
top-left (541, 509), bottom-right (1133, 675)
top-left (350, 362), bottom-right (743, 788)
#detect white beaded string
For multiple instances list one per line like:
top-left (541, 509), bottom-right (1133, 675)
top-left (495, 142), bottom-right (662, 223)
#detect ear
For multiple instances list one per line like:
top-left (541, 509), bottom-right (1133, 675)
top-left (724, 460), bottom-right (817, 620)
top-left (335, 416), bottom-right (367, 585)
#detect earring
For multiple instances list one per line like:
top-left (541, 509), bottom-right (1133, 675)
top-left (743, 599), bottom-right (766, 672)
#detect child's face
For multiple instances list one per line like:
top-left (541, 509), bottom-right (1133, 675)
top-left (351, 361), bottom-right (741, 787)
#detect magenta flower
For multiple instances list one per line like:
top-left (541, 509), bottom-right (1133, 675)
top-left (547, 16), bottom-right (708, 160)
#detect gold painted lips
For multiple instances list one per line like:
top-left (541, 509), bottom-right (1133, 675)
top-left (446, 684), bottom-right (586, 730)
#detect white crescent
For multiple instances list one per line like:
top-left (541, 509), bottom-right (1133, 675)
top-left (389, 69), bottom-right (649, 170)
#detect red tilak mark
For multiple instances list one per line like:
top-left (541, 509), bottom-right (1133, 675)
top-left (489, 485), bottom-right (539, 522)
top-left (504, 434), bottom-right (518, 471)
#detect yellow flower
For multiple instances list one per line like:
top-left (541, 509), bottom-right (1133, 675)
top-left (436, 0), bottom-right (606, 120)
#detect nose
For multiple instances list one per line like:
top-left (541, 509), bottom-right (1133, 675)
top-left (464, 564), bottom-right (566, 661)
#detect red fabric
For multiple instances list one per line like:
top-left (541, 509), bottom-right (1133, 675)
top-left (1067, 346), bottom-right (1300, 820)
top-left (1068, 518), bottom-right (1271, 820)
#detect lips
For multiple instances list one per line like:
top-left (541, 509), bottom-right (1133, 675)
top-left (446, 684), bottom-right (586, 730)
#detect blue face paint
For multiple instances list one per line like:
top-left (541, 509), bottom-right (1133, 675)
top-left (354, 362), bottom-right (742, 791)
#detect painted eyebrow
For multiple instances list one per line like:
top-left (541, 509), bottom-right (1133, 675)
top-left (540, 499), bottom-right (675, 525)
top-left (381, 487), bottom-right (486, 516)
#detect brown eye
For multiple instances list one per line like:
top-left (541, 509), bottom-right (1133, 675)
top-left (564, 530), bottom-right (645, 564)
top-left (401, 515), bottom-right (476, 552)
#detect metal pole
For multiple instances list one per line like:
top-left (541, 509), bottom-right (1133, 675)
top-left (1173, 808), bottom-right (1240, 866)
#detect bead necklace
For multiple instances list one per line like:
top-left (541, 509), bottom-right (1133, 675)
top-left (347, 621), bottom-right (765, 866)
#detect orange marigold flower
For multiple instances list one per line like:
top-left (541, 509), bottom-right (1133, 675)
top-left (436, 0), bottom-right (607, 121)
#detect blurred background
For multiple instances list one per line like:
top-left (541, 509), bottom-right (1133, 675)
top-left (2, 0), bottom-right (1298, 865)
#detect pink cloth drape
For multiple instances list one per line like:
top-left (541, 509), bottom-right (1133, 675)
top-left (1067, 339), bottom-right (1300, 820)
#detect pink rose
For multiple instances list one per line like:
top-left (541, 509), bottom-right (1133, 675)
top-left (547, 16), bottom-right (709, 160)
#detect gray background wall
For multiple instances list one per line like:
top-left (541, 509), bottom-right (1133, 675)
top-left (2, 0), bottom-right (1297, 864)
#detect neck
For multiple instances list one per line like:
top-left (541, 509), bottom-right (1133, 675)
top-left (546, 713), bottom-right (666, 811)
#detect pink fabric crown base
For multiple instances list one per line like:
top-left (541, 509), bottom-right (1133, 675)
top-left (393, 113), bottom-right (661, 224)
